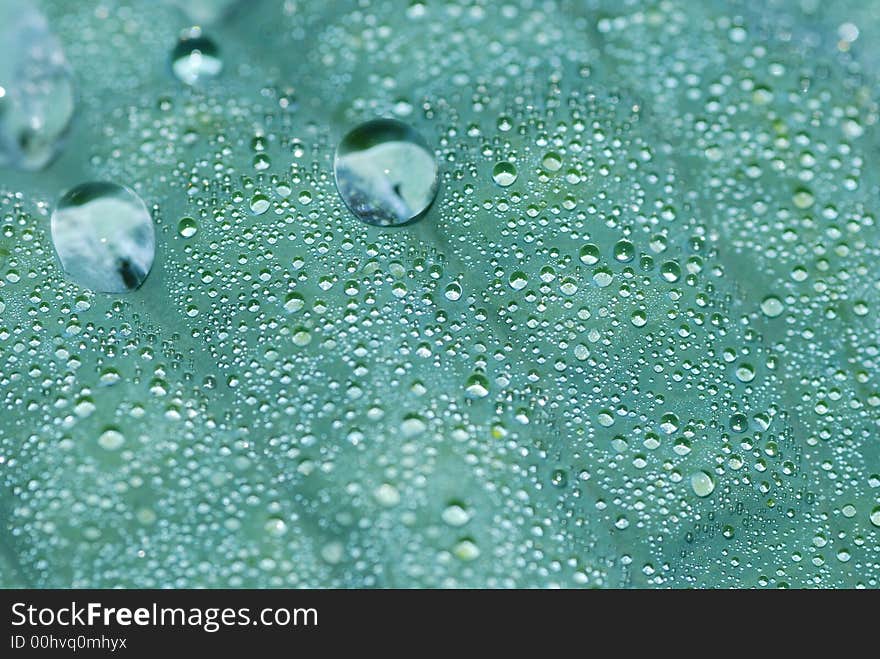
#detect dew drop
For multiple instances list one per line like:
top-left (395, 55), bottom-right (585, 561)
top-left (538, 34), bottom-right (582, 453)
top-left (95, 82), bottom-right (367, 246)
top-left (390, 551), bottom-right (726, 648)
top-left (465, 374), bottom-right (490, 399)
top-left (492, 161), bottom-right (518, 187)
top-left (541, 151), bottom-right (563, 172)
top-left (508, 271), bottom-right (528, 290)
top-left (453, 538), bottom-right (480, 561)
top-left (250, 193), bottom-right (270, 215)
top-left (171, 28), bottom-right (222, 85)
top-left (98, 428), bottom-right (125, 451)
top-left (792, 188), bottom-right (814, 209)
top-left (613, 239), bottom-right (635, 263)
top-left (264, 518), bottom-right (288, 537)
top-left (441, 502), bottom-right (471, 527)
top-left (177, 216), bottom-right (198, 238)
top-left (690, 471), bottom-right (715, 497)
top-left (320, 541), bottom-right (344, 564)
top-left (374, 483), bottom-right (401, 507)
top-left (735, 363), bottom-right (755, 383)
top-left (283, 292), bottom-right (304, 313)
top-left (334, 118), bottom-right (438, 226)
top-left (51, 182), bottom-right (155, 293)
top-left (0, 1), bottom-right (75, 170)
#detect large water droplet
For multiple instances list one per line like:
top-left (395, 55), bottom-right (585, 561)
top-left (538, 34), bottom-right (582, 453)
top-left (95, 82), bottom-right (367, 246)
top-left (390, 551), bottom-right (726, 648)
top-left (171, 28), bottom-right (222, 85)
top-left (492, 161), bottom-right (518, 187)
top-left (51, 182), bottom-right (155, 293)
top-left (0, 0), bottom-right (75, 170)
top-left (333, 118), bottom-right (438, 226)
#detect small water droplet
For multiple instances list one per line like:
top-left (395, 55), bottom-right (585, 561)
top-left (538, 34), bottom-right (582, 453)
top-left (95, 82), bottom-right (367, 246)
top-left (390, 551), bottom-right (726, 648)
top-left (613, 239), bottom-right (635, 262)
top-left (452, 538), bottom-right (480, 561)
top-left (735, 363), bottom-right (755, 383)
top-left (541, 151), bottom-right (563, 171)
top-left (374, 483), bottom-right (401, 507)
top-left (264, 518), bottom-right (288, 537)
top-left (579, 243), bottom-right (600, 265)
top-left (171, 28), bottom-right (222, 85)
top-left (441, 502), bottom-right (471, 527)
top-left (508, 271), bottom-right (528, 290)
top-left (492, 161), bottom-right (518, 187)
top-left (0, 1), bottom-right (75, 170)
top-left (250, 193), bottom-right (270, 215)
top-left (334, 118), bottom-right (438, 226)
top-left (98, 428), bottom-right (125, 451)
top-left (690, 471), bottom-right (715, 497)
top-left (465, 373), bottom-right (490, 398)
top-left (177, 216), bottom-right (198, 238)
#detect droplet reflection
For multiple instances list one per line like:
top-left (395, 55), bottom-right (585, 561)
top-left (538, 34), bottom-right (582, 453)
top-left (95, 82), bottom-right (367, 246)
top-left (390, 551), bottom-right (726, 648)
top-left (334, 118), bottom-right (438, 226)
top-left (51, 182), bottom-right (155, 293)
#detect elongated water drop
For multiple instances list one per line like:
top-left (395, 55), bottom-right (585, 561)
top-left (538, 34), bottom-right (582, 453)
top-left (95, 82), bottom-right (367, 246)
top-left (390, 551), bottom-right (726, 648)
top-left (51, 182), bottom-right (155, 293)
top-left (334, 118), bottom-right (439, 226)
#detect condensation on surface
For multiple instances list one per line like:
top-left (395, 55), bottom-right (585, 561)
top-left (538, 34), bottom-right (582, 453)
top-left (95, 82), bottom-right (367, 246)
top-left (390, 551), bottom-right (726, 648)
top-left (0, 0), bottom-right (878, 588)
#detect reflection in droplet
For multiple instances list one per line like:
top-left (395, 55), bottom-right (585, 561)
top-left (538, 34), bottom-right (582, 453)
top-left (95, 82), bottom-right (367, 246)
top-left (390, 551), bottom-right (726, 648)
top-left (51, 182), bottom-right (155, 293)
top-left (334, 118), bottom-right (438, 226)
top-left (492, 161), bottom-right (518, 187)
top-left (0, 0), bottom-right (75, 170)
top-left (761, 295), bottom-right (784, 317)
top-left (171, 28), bottom-right (222, 85)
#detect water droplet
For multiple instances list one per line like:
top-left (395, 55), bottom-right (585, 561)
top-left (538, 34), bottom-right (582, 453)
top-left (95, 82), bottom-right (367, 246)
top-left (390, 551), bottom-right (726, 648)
top-left (177, 216), bottom-right (198, 238)
top-left (374, 483), bottom-right (401, 507)
top-left (51, 182), bottom-right (155, 293)
top-left (660, 260), bottom-right (681, 283)
top-left (441, 502), bottom-right (471, 527)
top-left (614, 239), bottom-right (635, 262)
top-left (320, 541), bottom-right (344, 564)
top-left (444, 282), bottom-right (462, 301)
top-left (0, 1), bottom-right (75, 170)
top-left (592, 268), bottom-right (613, 287)
top-left (761, 296), bottom-right (784, 317)
top-left (98, 428), bottom-right (125, 451)
top-left (659, 413), bottom-right (679, 435)
top-left (283, 292), bottom-right (304, 313)
top-left (334, 118), bottom-right (438, 226)
top-left (690, 471), bottom-right (715, 497)
top-left (579, 243), bottom-right (600, 265)
top-left (492, 161), bottom-right (518, 187)
top-left (264, 518), bottom-right (288, 537)
top-left (171, 28), bottom-right (222, 85)
top-left (465, 374), bottom-right (490, 398)
top-left (541, 151), bottom-right (563, 171)
top-left (870, 507), bottom-right (880, 528)
top-left (452, 538), bottom-right (480, 561)
top-left (792, 188), bottom-right (814, 209)
top-left (735, 363), bottom-right (755, 383)
top-left (250, 193), bottom-right (270, 215)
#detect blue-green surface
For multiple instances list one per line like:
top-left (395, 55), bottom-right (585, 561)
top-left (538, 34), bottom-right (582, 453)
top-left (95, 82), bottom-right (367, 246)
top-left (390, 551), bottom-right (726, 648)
top-left (0, 0), bottom-right (878, 587)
